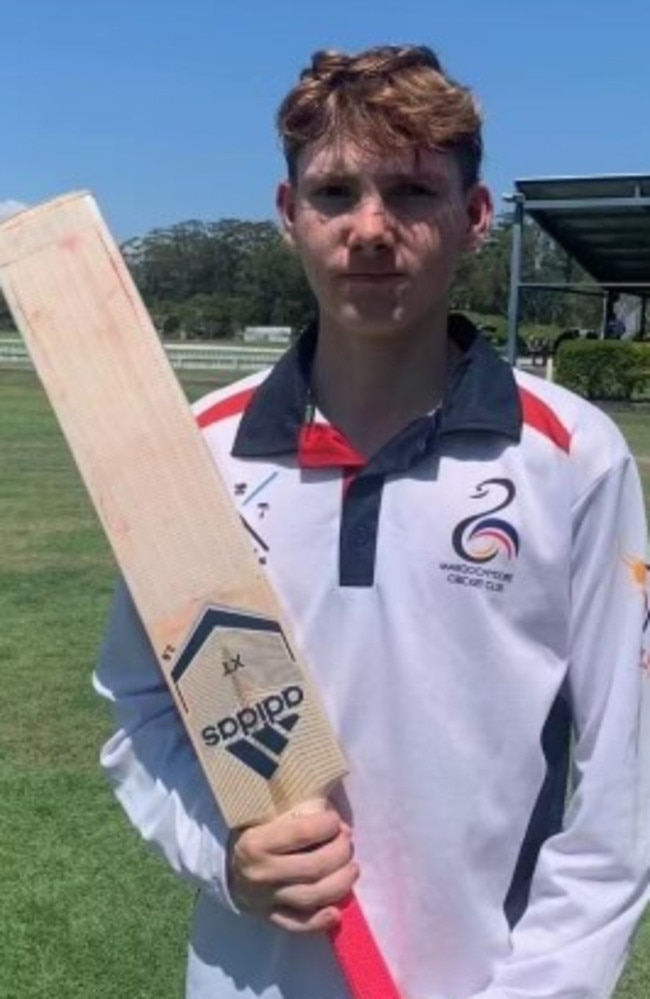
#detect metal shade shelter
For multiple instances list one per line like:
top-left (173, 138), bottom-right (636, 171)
top-left (505, 174), bottom-right (650, 363)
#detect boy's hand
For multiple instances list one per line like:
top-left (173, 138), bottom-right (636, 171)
top-left (227, 804), bottom-right (359, 933)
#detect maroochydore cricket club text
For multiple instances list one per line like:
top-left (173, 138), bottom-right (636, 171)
top-left (439, 562), bottom-right (514, 592)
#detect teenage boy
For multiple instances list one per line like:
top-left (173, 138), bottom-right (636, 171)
top-left (95, 44), bottom-right (650, 999)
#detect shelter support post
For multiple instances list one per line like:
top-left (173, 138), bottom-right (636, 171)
top-left (506, 195), bottom-right (524, 366)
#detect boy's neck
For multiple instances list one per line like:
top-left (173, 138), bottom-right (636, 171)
top-left (310, 313), bottom-right (458, 457)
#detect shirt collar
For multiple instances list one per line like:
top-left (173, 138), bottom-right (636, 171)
top-left (231, 313), bottom-right (522, 461)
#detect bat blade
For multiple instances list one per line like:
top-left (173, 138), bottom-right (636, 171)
top-left (0, 192), bottom-right (402, 999)
top-left (0, 192), bottom-right (347, 826)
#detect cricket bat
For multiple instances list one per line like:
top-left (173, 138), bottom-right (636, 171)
top-left (0, 192), bottom-right (402, 999)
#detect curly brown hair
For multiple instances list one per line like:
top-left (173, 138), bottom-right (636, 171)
top-left (276, 45), bottom-right (483, 189)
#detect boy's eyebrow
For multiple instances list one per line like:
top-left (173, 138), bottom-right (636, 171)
top-left (381, 170), bottom-right (448, 185)
top-left (301, 168), bottom-right (449, 185)
top-left (301, 170), bottom-right (357, 183)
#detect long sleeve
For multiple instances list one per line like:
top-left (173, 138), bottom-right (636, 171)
top-left (470, 454), bottom-right (650, 999)
top-left (94, 580), bottom-right (239, 911)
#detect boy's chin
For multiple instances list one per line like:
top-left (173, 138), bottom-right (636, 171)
top-left (332, 305), bottom-right (410, 338)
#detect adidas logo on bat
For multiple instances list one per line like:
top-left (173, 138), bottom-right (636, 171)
top-left (201, 685), bottom-right (304, 779)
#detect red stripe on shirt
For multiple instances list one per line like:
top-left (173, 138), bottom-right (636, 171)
top-left (519, 386), bottom-right (571, 453)
top-left (196, 388), bottom-right (256, 429)
top-left (298, 423), bottom-right (367, 469)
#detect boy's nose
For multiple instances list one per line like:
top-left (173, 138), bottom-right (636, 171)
top-left (348, 198), bottom-right (395, 253)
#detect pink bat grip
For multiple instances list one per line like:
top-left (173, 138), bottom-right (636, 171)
top-left (329, 892), bottom-right (402, 999)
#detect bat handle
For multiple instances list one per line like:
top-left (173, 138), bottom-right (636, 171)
top-left (329, 892), bottom-right (403, 999)
top-left (295, 799), bottom-right (402, 998)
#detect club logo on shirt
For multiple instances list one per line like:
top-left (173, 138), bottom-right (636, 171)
top-left (452, 479), bottom-right (520, 563)
top-left (440, 479), bottom-right (519, 593)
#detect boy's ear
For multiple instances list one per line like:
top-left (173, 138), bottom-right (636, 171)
top-left (463, 183), bottom-right (494, 252)
top-left (276, 181), bottom-right (297, 249)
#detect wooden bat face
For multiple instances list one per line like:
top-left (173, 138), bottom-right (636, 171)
top-left (0, 193), bottom-right (348, 829)
top-left (0, 193), bottom-right (405, 999)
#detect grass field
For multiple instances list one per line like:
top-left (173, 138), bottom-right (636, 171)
top-left (1, 368), bottom-right (649, 999)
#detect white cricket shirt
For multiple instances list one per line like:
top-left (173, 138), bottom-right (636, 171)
top-left (95, 316), bottom-right (650, 999)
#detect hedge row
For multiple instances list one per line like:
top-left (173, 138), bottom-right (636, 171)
top-left (553, 340), bottom-right (650, 401)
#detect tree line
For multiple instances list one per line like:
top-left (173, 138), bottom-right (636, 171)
top-left (0, 213), bottom-right (602, 339)
top-left (120, 219), bottom-right (315, 339)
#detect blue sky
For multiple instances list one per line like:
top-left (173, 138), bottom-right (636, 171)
top-left (1, 0), bottom-right (648, 241)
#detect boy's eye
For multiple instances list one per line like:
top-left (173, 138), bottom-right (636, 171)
top-left (389, 183), bottom-right (437, 199)
top-left (304, 180), bottom-right (439, 214)
top-left (306, 184), bottom-right (359, 215)
top-left (313, 184), bottom-right (356, 201)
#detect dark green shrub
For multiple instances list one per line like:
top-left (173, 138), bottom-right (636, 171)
top-left (554, 340), bottom-right (650, 401)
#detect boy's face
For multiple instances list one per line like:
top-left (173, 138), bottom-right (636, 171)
top-left (277, 137), bottom-right (492, 340)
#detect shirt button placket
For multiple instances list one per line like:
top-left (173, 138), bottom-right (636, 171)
top-left (353, 523), bottom-right (371, 547)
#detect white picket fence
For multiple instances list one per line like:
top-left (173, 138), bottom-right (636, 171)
top-left (0, 338), bottom-right (285, 375)
top-left (0, 336), bottom-right (547, 378)
top-left (165, 342), bottom-right (285, 373)
top-left (0, 339), bottom-right (29, 367)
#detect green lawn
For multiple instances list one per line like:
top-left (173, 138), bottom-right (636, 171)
top-left (601, 406), bottom-right (650, 510)
top-left (0, 370), bottom-right (192, 998)
top-left (1, 368), bottom-right (649, 999)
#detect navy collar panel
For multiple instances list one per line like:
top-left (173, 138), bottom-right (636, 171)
top-left (231, 314), bottom-right (522, 461)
